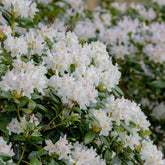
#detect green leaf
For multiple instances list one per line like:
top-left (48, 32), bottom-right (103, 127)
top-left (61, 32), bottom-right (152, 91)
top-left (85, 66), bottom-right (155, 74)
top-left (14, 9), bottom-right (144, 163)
top-left (70, 64), bottom-right (76, 73)
top-left (121, 123), bottom-right (133, 135)
top-left (141, 130), bottom-right (152, 136)
top-left (28, 151), bottom-right (47, 159)
top-left (36, 104), bottom-right (48, 112)
top-left (17, 17), bottom-right (34, 24)
top-left (18, 97), bottom-right (28, 108)
top-left (134, 153), bottom-right (143, 165)
top-left (114, 86), bottom-right (124, 96)
top-left (30, 158), bottom-right (42, 165)
top-left (149, 81), bottom-right (165, 88)
top-left (126, 161), bottom-right (134, 165)
top-left (0, 152), bottom-right (11, 161)
top-left (30, 136), bottom-right (44, 145)
top-left (0, 64), bottom-right (8, 73)
top-left (0, 91), bottom-right (13, 99)
top-left (28, 100), bottom-right (36, 111)
top-left (31, 93), bottom-right (42, 99)
top-left (113, 125), bottom-right (125, 143)
top-left (98, 92), bottom-right (107, 99)
top-left (11, 134), bottom-right (26, 142)
top-left (31, 131), bottom-right (42, 137)
top-left (110, 156), bottom-right (122, 165)
top-left (2, 12), bottom-right (11, 25)
top-left (0, 158), bottom-right (5, 165)
top-left (104, 149), bottom-right (112, 162)
top-left (13, 98), bottom-right (20, 104)
top-left (84, 131), bottom-right (95, 145)
top-left (5, 102), bottom-right (16, 111)
top-left (33, 14), bottom-right (40, 25)
top-left (49, 92), bottom-right (61, 105)
top-left (48, 160), bottom-right (59, 165)
top-left (99, 136), bottom-right (110, 149)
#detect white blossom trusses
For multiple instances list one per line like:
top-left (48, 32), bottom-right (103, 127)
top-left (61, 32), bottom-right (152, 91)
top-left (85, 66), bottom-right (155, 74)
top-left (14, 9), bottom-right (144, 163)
top-left (111, 127), bottom-right (141, 150)
top-left (143, 22), bottom-right (165, 63)
top-left (45, 31), bottom-right (120, 109)
top-left (151, 102), bottom-right (165, 121)
top-left (7, 114), bottom-right (40, 135)
top-left (25, 29), bottom-right (46, 56)
top-left (1, 0), bottom-right (38, 18)
top-left (4, 36), bottom-right (28, 58)
top-left (0, 59), bottom-right (48, 98)
top-left (44, 135), bottom-right (72, 160)
top-left (49, 74), bottom-right (97, 110)
top-left (90, 109), bottom-right (112, 136)
top-left (71, 142), bottom-right (106, 165)
top-left (0, 137), bottom-right (15, 157)
top-left (140, 140), bottom-right (165, 165)
top-left (44, 135), bottom-right (106, 165)
top-left (105, 96), bottom-right (150, 131)
top-left (74, 19), bottom-right (96, 41)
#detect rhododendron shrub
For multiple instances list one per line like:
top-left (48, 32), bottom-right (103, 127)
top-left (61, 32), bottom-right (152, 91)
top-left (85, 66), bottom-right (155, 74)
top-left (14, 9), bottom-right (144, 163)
top-left (38, 0), bottom-right (165, 155)
top-left (0, 0), bottom-right (164, 165)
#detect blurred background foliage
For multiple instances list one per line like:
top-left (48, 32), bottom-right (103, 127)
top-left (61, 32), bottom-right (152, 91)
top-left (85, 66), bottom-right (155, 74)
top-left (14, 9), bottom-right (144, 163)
top-left (86, 0), bottom-right (151, 10)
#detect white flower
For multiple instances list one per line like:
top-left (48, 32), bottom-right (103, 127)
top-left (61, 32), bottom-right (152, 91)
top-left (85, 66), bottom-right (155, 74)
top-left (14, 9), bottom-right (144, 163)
top-left (49, 74), bottom-right (98, 110)
top-left (7, 115), bottom-right (40, 135)
top-left (74, 19), bottom-right (96, 40)
top-left (105, 96), bottom-right (150, 131)
top-left (72, 142), bottom-right (106, 165)
top-left (140, 140), bottom-right (165, 165)
top-left (4, 36), bottom-right (28, 58)
top-left (0, 137), bottom-right (15, 157)
top-left (151, 102), bottom-right (165, 121)
top-left (0, 59), bottom-right (48, 98)
top-left (90, 109), bottom-right (112, 136)
top-left (44, 135), bottom-right (73, 161)
top-left (1, 0), bottom-right (38, 18)
top-left (44, 136), bottom-right (106, 165)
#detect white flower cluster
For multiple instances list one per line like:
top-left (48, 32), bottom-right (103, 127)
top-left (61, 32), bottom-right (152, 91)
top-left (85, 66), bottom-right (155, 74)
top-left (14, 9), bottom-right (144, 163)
top-left (140, 140), bottom-right (165, 165)
top-left (56, 0), bottom-right (164, 64)
top-left (0, 59), bottom-right (48, 98)
top-left (111, 127), bottom-right (141, 150)
top-left (74, 8), bottom-right (112, 41)
top-left (43, 29), bottom-right (120, 109)
top-left (130, 3), bottom-right (156, 21)
top-left (111, 2), bottom-right (127, 12)
top-left (0, 137), bottom-right (15, 157)
top-left (4, 28), bottom-right (46, 58)
top-left (1, 0), bottom-right (38, 18)
top-left (151, 102), bottom-right (165, 121)
top-left (101, 17), bottom-right (140, 59)
top-left (90, 109), bottom-right (112, 136)
top-left (44, 135), bottom-right (106, 165)
top-left (49, 75), bottom-right (98, 109)
top-left (143, 22), bottom-right (165, 64)
top-left (7, 114), bottom-right (40, 135)
top-left (89, 96), bottom-right (150, 150)
top-left (106, 97), bottom-right (150, 131)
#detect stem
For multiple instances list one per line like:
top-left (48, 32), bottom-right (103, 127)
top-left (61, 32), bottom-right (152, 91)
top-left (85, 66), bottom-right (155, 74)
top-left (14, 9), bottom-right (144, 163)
top-left (16, 104), bottom-right (21, 121)
top-left (17, 143), bottom-right (26, 165)
top-left (45, 120), bottom-right (70, 131)
top-left (11, 21), bottom-right (14, 36)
